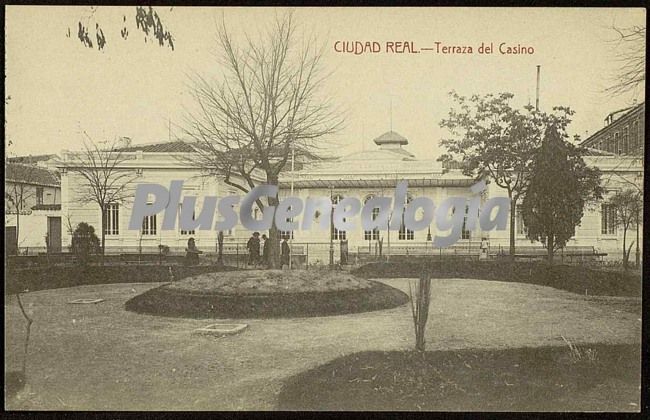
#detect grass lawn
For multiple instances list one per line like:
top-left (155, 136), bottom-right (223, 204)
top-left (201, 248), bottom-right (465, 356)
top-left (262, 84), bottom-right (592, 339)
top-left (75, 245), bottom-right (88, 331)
top-left (278, 344), bottom-right (641, 411)
top-left (4, 278), bottom-right (640, 410)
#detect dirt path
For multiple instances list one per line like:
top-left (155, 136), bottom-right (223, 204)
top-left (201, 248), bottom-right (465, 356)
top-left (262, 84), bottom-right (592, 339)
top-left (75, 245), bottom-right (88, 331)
top-left (5, 279), bottom-right (641, 410)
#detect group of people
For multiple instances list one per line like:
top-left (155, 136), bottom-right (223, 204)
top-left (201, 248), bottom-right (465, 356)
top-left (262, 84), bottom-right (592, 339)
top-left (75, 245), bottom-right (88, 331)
top-left (247, 232), bottom-right (291, 268)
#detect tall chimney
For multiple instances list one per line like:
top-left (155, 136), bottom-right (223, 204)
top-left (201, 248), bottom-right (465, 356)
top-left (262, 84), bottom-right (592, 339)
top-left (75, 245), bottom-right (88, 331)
top-left (535, 65), bottom-right (540, 111)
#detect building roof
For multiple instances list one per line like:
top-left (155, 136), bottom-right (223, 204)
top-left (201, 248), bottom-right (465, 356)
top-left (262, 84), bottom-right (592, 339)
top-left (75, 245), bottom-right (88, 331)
top-left (581, 147), bottom-right (616, 157)
top-left (31, 203), bottom-right (62, 211)
top-left (5, 162), bottom-right (60, 187)
top-left (8, 154), bottom-right (58, 164)
top-left (580, 101), bottom-right (645, 147)
top-left (113, 141), bottom-right (197, 153)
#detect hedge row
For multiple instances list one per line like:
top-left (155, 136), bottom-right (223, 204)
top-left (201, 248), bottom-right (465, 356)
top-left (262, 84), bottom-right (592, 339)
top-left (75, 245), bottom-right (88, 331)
top-left (351, 261), bottom-right (641, 297)
top-left (5, 265), bottom-right (238, 295)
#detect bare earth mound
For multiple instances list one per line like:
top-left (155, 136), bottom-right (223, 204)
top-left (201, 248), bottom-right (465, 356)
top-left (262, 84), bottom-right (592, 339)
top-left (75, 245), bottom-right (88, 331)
top-left (125, 270), bottom-right (409, 319)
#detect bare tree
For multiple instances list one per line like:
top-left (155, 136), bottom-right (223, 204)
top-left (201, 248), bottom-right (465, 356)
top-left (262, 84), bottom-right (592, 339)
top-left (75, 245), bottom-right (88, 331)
top-left (182, 12), bottom-right (344, 268)
top-left (62, 135), bottom-right (137, 264)
top-left (605, 25), bottom-right (645, 98)
top-left (609, 189), bottom-right (643, 270)
top-left (408, 273), bottom-right (432, 352)
top-left (598, 155), bottom-right (643, 267)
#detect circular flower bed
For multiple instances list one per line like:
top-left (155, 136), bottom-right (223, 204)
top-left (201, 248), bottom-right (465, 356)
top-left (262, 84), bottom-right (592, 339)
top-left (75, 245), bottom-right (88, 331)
top-left (125, 269), bottom-right (409, 318)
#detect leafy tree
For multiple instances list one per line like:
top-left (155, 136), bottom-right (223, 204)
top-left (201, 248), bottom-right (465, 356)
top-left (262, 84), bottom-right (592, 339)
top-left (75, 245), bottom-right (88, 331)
top-left (68, 6), bottom-right (174, 51)
top-left (438, 92), bottom-right (573, 258)
top-left (521, 124), bottom-right (603, 263)
top-left (70, 222), bottom-right (100, 265)
top-left (608, 189), bottom-right (643, 270)
top-left (183, 12), bottom-right (344, 268)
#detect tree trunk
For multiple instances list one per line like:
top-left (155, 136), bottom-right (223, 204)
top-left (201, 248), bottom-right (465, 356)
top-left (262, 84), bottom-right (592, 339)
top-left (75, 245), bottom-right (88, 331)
top-left (547, 235), bottom-right (554, 264)
top-left (266, 174), bottom-right (281, 269)
top-left (509, 194), bottom-right (516, 260)
top-left (622, 227), bottom-right (628, 270)
top-left (408, 273), bottom-right (432, 352)
top-left (217, 231), bottom-right (224, 265)
top-left (100, 205), bottom-right (106, 266)
top-left (15, 211), bottom-right (20, 254)
top-left (635, 209), bottom-right (640, 268)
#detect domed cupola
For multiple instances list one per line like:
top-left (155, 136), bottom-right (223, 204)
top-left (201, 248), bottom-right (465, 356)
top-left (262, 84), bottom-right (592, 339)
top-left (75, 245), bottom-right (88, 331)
top-left (372, 131), bottom-right (414, 158)
top-left (373, 131), bottom-right (408, 148)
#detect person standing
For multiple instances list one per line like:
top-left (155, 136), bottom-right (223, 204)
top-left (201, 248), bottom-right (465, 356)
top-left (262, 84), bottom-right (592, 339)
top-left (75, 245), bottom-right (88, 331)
top-left (185, 237), bottom-right (201, 266)
top-left (281, 238), bottom-right (290, 269)
top-left (247, 232), bottom-right (261, 266)
top-left (261, 234), bottom-right (270, 268)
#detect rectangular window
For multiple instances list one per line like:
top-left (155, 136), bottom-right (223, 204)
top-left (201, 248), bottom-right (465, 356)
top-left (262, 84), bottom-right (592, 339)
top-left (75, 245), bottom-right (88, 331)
top-left (104, 203), bottom-right (119, 235)
top-left (607, 135), bottom-right (613, 153)
top-left (332, 226), bottom-right (346, 240)
top-left (398, 224), bottom-right (414, 240)
top-left (601, 204), bottom-right (616, 235)
top-left (631, 121), bottom-right (638, 152)
top-left (179, 204), bottom-right (196, 235)
top-left (614, 132), bottom-right (620, 154)
top-left (623, 127), bottom-right (629, 155)
top-left (364, 207), bottom-right (380, 240)
top-left (450, 206), bottom-right (470, 240)
top-left (461, 205), bottom-right (471, 240)
top-left (280, 205), bottom-right (294, 240)
top-left (398, 216), bottom-right (415, 240)
top-left (141, 213), bottom-right (157, 235)
top-left (36, 187), bottom-right (44, 205)
top-left (280, 230), bottom-right (294, 240)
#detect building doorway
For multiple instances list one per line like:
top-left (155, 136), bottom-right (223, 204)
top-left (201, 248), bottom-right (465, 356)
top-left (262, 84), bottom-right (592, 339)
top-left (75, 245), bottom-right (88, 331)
top-left (47, 216), bottom-right (62, 253)
top-left (5, 226), bottom-right (18, 256)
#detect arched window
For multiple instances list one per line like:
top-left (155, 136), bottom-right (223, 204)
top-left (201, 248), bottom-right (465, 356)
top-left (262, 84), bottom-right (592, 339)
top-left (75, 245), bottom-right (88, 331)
top-left (398, 194), bottom-right (415, 240)
top-left (363, 195), bottom-right (380, 240)
top-left (331, 194), bottom-right (346, 240)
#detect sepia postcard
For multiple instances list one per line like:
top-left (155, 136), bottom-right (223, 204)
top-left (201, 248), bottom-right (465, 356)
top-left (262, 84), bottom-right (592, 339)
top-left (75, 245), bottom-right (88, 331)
top-left (4, 5), bottom-right (645, 413)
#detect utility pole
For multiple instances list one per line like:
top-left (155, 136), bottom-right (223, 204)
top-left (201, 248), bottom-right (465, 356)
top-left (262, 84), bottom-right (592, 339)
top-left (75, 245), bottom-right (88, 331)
top-left (329, 186), bottom-right (334, 267)
top-left (289, 137), bottom-right (295, 269)
top-left (536, 65), bottom-right (541, 111)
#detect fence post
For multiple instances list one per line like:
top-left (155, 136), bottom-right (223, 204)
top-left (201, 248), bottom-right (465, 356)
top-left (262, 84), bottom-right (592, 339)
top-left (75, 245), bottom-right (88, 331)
top-left (306, 243), bottom-right (309, 270)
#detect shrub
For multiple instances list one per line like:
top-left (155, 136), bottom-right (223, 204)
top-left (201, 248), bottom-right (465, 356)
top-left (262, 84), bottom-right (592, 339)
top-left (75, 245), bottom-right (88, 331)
top-left (70, 222), bottom-right (100, 265)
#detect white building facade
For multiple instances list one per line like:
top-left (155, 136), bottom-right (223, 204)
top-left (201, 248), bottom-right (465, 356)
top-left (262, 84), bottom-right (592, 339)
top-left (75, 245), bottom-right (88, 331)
top-left (57, 132), bottom-right (643, 264)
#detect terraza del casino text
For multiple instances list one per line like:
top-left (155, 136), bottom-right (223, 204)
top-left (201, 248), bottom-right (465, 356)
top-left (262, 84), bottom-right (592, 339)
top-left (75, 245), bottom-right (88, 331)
top-left (334, 41), bottom-right (535, 55)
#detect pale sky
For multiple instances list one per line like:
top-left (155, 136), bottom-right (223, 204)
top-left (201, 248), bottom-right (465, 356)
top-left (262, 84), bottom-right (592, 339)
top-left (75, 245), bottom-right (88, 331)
top-left (5, 6), bottom-right (646, 159)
